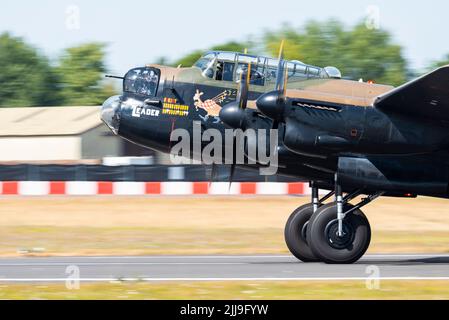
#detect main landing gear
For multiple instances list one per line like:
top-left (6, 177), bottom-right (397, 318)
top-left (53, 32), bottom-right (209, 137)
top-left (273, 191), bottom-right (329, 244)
top-left (284, 177), bottom-right (384, 264)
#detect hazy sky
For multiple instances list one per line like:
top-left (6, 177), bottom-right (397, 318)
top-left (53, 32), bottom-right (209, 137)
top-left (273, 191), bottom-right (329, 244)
top-left (1, 0), bottom-right (448, 75)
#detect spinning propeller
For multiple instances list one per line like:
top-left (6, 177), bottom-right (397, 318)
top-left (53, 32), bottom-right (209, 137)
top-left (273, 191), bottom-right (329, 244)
top-left (219, 62), bottom-right (252, 130)
top-left (217, 42), bottom-right (288, 187)
top-left (256, 40), bottom-right (289, 129)
top-left (217, 60), bottom-right (253, 187)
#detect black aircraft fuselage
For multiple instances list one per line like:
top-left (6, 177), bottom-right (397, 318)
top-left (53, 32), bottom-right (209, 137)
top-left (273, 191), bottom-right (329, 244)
top-left (101, 52), bottom-right (449, 199)
top-left (101, 50), bottom-right (449, 264)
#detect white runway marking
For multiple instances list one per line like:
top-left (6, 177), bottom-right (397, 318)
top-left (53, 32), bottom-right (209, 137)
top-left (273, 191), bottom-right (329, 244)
top-left (0, 262), bottom-right (246, 266)
top-left (7, 254), bottom-right (444, 260)
top-left (104, 254), bottom-right (449, 258)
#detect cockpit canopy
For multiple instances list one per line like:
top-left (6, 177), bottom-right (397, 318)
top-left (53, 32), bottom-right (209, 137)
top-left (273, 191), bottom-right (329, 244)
top-left (124, 67), bottom-right (161, 97)
top-left (193, 51), bottom-right (341, 86)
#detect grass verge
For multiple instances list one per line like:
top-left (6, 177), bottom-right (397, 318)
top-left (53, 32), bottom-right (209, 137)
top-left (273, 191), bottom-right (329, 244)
top-left (1, 226), bottom-right (449, 257)
top-left (1, 196), bottom-right (449, 256)
top-left (1, 281), bottom-right (449, 300)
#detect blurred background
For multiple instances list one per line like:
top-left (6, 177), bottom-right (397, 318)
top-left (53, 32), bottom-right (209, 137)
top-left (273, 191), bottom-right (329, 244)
top-left (1, 0), bottom-right (449, 299)
top-left (1, 0), bottom-right (449, 168)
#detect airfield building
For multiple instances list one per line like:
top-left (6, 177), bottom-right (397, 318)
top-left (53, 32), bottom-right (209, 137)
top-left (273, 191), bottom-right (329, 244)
top-left (0, 106), bottom-right (162, 163)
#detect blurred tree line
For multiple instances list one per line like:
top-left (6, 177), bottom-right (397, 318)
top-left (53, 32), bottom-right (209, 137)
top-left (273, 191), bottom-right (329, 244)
top-left (264, 20), bottom-right (407, 86)
top-left (0, 33), bottom-right (115, 107)
top-left (1, 19), bottom-right (448, 108)
top-left (170, 20), bottom-right (448, 87)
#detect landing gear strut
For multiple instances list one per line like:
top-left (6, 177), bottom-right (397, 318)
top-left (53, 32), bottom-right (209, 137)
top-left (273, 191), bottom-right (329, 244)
top-left (285, 177), bottom-right (384, 264)
top-left (284, 183), bottom-right (334, 263)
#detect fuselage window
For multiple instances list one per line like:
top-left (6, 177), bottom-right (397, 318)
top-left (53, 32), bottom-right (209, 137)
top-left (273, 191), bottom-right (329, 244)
top-left (307, 66), bottom-right (321, 78)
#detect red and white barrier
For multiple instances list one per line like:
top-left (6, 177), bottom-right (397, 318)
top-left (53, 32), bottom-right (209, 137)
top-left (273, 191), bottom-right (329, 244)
top-left (0, 181), bottom-right (310, 196)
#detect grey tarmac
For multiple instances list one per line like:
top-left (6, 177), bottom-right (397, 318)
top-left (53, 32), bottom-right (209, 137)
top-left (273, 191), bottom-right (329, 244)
top-left (0, 254), bottom-right (449, 282)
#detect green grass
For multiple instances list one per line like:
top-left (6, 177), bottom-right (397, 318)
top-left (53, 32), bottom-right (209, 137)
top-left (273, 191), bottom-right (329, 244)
top-left (1, 226), bottom-right (449, 257)
top-left (1, 281), bottom-right (449, 300)
top-left (371, 231), bottom-right (449, 254)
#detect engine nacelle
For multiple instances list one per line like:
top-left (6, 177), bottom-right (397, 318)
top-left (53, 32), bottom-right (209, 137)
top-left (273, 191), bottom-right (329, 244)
top-left (283, 117), bottom-right (360, 157)
top-left (283, 119), bottom-right (325, 157)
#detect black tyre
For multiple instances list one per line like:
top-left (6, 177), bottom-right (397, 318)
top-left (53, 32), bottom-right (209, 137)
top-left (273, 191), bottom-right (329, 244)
top-left (307, 203), bottom-right (371, 264)
top-left (284, 203), bottom-right (320, 262)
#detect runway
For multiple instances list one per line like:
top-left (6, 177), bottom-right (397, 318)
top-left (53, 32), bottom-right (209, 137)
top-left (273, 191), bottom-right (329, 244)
top-left (1, 254), bottom-right (449, 282)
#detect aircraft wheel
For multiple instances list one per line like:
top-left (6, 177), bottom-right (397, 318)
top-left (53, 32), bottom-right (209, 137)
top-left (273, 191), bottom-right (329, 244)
top-left (307, 203), bottom-right (371, 264)
top-left (284, 204), bottom-right (320, 262)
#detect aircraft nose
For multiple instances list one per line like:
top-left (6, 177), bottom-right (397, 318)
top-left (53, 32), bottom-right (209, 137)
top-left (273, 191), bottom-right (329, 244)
top-left (101, 95), bottom-right (122, 134)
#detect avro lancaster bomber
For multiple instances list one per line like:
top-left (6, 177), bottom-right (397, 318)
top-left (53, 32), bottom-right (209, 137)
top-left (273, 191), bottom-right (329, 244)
top-left (101, 44), bottom-right (449, 264)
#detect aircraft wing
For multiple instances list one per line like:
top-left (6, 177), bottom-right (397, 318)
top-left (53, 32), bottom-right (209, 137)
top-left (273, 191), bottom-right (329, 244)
top-left (374, 65), bottom-right (449, 122)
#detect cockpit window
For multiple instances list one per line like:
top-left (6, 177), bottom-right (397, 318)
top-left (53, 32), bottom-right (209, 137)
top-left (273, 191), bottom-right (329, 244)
top-left (220, 61), bottom-right (235, 81)
top-left (193, 53), bottom-right (217, 79)
top-left (236, 54), bottom-right (266, 86)
top-left (216, 52), bottom-right (237, 81)
top-left (193, 51), bottom-right (336, 85)
top-left (124, 67), bottom-right (160, 96)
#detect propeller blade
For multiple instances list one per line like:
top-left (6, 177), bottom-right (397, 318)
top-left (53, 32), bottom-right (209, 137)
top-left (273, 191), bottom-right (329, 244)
top-left (236, 58), bottom-right (246, 101)
top-left (246, 63), bottom-right (252, 88)
top-left (209, 163), bottom-right (218, 186)
top-left (275, 40), bottom-right (286, 92)
top-left (278, 40), bottom-right (285, 60)
top-left (219, 62), bottom-right (251, 130)
top-left (255, 40), bottom-right (289, 127)
top-left (282, 64), bottom-right (289, 97)
top-left (238, 63), bottom-right (251, 110)
top-left (228, 164), bottom-right (236, 191)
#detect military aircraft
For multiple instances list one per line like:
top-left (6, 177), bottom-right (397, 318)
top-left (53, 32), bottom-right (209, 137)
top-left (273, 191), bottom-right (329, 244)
top-left (101, 43), bottom-right (449, 264)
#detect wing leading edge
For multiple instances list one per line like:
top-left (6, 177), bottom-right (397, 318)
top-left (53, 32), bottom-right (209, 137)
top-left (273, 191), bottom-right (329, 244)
top-left (374, 65), bottom-right (449, 121)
